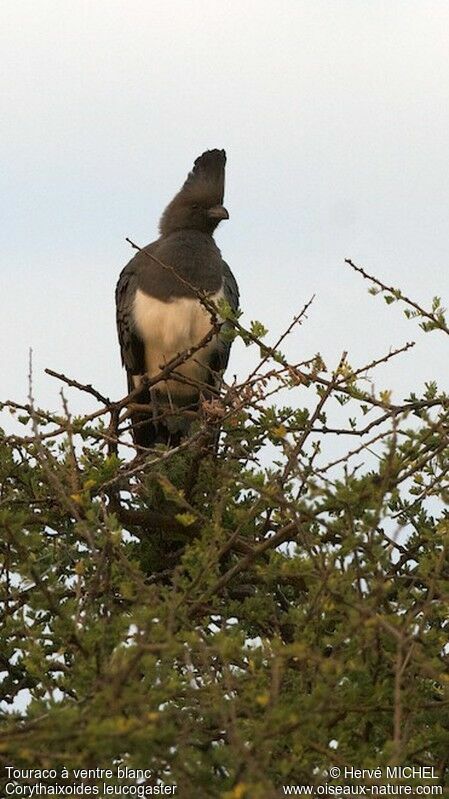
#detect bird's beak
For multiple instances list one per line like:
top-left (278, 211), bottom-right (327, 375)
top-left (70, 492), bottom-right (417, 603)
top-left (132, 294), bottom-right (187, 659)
top-left (207, 205), bottom-right (229, 221)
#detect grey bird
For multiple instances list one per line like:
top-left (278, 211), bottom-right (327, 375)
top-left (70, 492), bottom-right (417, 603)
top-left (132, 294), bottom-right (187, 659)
top-left (116, 149), bottom-right (239, 447)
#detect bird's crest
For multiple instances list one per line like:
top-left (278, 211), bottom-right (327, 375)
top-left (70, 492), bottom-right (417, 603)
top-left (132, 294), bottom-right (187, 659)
top-left (159, 149), bottom-right (227, 236)
top-left (182, 149), bottom-right (226, 205)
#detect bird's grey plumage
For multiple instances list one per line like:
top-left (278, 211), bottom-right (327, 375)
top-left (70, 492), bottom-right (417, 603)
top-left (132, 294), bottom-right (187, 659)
top-left (116, 149), bottom-right (239, 447)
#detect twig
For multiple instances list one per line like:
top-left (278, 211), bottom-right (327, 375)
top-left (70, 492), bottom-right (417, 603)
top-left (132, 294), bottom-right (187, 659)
top-left (345, 258), bottom-right (449, 336)
top-left (45, 369), bottom-right (111, 404)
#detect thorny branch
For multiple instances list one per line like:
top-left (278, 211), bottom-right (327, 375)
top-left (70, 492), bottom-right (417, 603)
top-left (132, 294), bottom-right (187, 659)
top-left (345, 258), bottom-right (449, 336)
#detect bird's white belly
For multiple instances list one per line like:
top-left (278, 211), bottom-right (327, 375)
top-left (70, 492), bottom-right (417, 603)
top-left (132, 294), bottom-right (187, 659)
top-left (133, 288), bottom-right (224, 394)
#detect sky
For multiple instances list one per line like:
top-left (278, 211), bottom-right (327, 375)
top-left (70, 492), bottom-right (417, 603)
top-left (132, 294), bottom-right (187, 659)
top-left (1, 0), bottom-right (448, 424)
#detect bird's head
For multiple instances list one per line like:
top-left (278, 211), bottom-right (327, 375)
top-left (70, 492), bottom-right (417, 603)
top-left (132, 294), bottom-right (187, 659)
top-left (159, 149), bottom-right (229, 237)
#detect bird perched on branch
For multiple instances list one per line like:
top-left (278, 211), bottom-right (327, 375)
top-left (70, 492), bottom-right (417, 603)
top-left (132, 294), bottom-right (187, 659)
top-left (116, 149), bottom-right (239, 448)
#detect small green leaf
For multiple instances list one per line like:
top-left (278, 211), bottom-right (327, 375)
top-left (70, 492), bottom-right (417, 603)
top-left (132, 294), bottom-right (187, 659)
top-left (175, 512), bottom-right (197, 527)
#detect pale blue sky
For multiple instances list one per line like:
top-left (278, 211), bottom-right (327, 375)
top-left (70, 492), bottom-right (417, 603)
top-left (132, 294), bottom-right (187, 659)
top-left (1, 0), bottom-right (448, 419)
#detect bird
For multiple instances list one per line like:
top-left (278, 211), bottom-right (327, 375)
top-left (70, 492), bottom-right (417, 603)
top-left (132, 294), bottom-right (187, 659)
top-left (115, 149), bottom-right (239, 448)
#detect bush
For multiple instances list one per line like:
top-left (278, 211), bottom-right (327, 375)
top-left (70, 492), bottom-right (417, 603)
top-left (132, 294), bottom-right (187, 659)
top-left (1, 263), bottom-right (448, 797)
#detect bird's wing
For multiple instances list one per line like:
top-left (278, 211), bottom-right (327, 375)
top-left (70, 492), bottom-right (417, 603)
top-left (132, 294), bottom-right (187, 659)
top-left (222, 261), bottom-right (239, 314)
top-left (115, 259), bottom-right (145, 384)
top-left (210, 260), bottom-right (240, 375)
